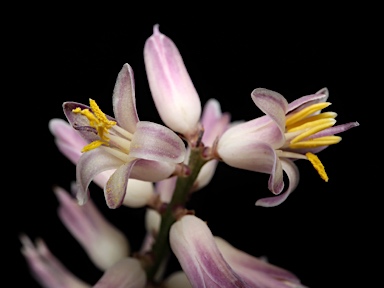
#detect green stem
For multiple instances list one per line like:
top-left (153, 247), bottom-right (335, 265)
top-left (146, 146), bottom-right (207, 282)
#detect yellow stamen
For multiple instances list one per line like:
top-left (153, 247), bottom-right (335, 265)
top-left (287, 118), bottom-right (336, 133)
top-left (306, 152), bottom-right (328, 182)
top-left (285, 102), bottom-right (331, 126)
top-left (72, 99), bottom-right (117, 152)
top-left (81, 140), bottom-right (106, 152)
top-left (89, 99), bottom-right (116, 128)
top-left (290, 119), bottom-right (336, 144)
top-left (289, 136), bottom-right (341, 149)
top-left (286, 112), bottom-right (337, 130)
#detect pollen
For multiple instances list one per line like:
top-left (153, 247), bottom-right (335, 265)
top-left (81, 140), bottom-right (106, 152)
top-left (72, 99), bottom-right (116, 141)
top-left (306, 152), bottom-right (328, 182)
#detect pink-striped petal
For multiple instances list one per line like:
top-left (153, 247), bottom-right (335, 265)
top-left (251, 88), bottom-right (288, 134)
top-left (104, 159), bottom-right (174, 209)
top-left (55, 186), bottom-right (130, 270)
top-left (218, 116), bottom-right (285, 151)
top-left (170, 215), bottom-right (251, 287)
top-left (144, 24), bottom-right (201, 136)
top-left (130, 159), bottom-right (177, 182)
top-left (130, 121), bottom-right (186, 163)
top-left (201, 98), bottom-right (231, 146)
top-left (112, 63), bottom-right (139, 133)
top-left (215, 237), bottom-right (303, 287)
top-left (287, 88), bottom-right (329, 113)
top-left (49, 118), bottom-right (87, 154)
top-left (268, 156), bottom-right (284, 195)
top-left (76, 149), bottom-right (124, 205)
top-left (53, 136), bottom-right (84, 164)
top-left (20, 235), bottom-right (91, 288)
top-left (218, 141), bottom-right (284, 195)
top-left (105, 160), bottom-right (139, 209)
top-left (155, 176), bottom-right (177, 203)
top-left (49, 118), bottom-right (114, 188)
top-left (256, 158), bottom-right (300, 207)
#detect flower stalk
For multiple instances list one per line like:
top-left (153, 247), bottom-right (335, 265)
top-left (146, 144), bottom-right (208, 282)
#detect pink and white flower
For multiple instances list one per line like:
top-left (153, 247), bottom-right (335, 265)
top-left (49, 118), bottom-right (155, 208)
top-left (216, 87), bottom-right (359, 207)
top-left (62, 63), bottom-right (186, 208)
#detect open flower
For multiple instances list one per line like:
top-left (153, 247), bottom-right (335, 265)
top-left (216, 87), bottom-right (359, 207)
top-left (170, 215), bottom-right (305, 287)
top-left (63, 63), bottom-right (186, 208)
top-left (144, 24), bottom-right (202, 138)
top-left (49, 118), bottom-right (155, 208)
top-left (20, 234), bottom-right (146, 288)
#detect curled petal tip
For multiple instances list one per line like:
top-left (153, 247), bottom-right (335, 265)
top-left (153, 23), bottom-right (160, 34)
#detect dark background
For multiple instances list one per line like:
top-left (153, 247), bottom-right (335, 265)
top-left (9, 8), bottom-right (375, 288)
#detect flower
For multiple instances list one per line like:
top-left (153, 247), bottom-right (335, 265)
top-left (144, 24), bottom-right (202, 138)
top-left (63, 63), bottom-right (186, 208)
top-left (20, 234), bottom-right (146, 288)
top-left (20, 186), bottom-right (190, 288)
top-left (49, 118), bottom-right (156, 208)
top-left (216, 87), bottom-right (359, 207)
top-left (170, 214), bottom-right (306, 287)
top-left (54, 184), bottom-right (129, 270)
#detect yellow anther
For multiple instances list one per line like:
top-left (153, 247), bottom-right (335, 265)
top-left (286, 112), bottom-right (337, 130)
top-left (286, 102), bottom-right (331, 127)
top-left (287, 118), bottom-right (336, 133)
top-left (306, 152), bottom-right (328, 182)
top-left (72, 99), bottom-right (117, 142)
top-left (89, 99), bottom-right (116, 128)
top-left (289, 136), bottom-right (341, 149)
top-left (290, 119), bottom-right (336, 144)
top-left (81, 140), bottom-right (106, 152)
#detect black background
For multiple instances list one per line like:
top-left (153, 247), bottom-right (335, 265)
top-left (8, 7), bottom-right (376, 288)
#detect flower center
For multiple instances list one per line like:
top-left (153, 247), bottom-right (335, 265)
top-left (72, 99), bottom-right (134, 161)
top-left (285, 102), bottom-right (341, 149)
top-left (281, 101), bottom-right (341, 182)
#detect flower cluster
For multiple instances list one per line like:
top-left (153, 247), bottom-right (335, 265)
top-left (21, 24), bottom-right (358, 287)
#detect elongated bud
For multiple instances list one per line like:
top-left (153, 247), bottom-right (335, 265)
top-left (144, 24), bottom-right (201, 137)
